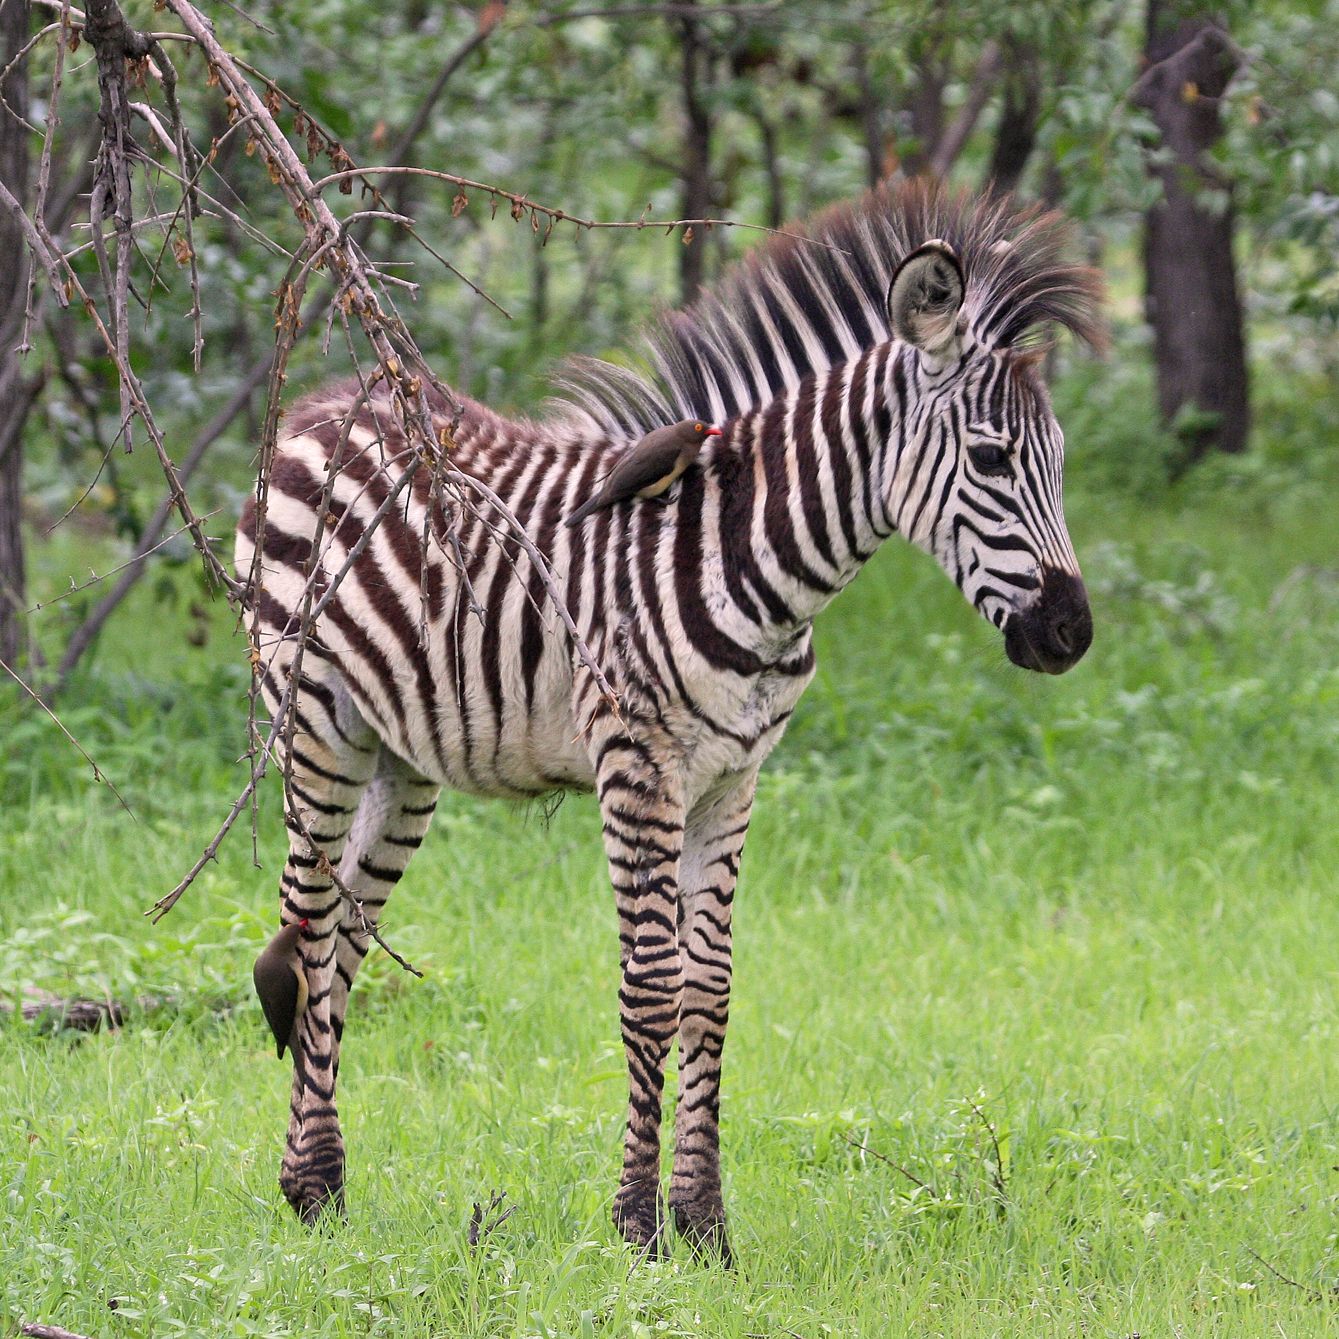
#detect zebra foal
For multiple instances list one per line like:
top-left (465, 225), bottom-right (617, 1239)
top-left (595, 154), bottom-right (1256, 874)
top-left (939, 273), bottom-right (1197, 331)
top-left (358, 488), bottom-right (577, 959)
top-left (236, 182), bottom-right (1102, 1260)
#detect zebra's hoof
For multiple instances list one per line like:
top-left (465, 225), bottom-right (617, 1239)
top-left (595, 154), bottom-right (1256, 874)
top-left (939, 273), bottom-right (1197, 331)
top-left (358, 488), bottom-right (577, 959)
top-left (613, 1188), bottom-right (668, 1260)
top-left (280, 1167), bottom-right (345, 1226)
top-left (671, 1200), bottom-right (733, 1267)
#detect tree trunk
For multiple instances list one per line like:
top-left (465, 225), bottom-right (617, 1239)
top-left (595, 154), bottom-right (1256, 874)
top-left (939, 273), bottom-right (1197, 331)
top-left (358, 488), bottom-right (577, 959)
top-left (0, 0), bottom-right (32, 671)
top-left (677, 0), bottom-right (712, 304)
top-left (1134, 6), bottom-right (1248, 462)
top-left (986, 37), bottom-right (1041, 196)
top-left (900, 38), bottom-right (947, 177)
top-left (851, 41), bottom-right (884, 187)
top-left (927, 40), bottom-right (1001, 180)
top-left (754, 103), bottom-right (784, 228)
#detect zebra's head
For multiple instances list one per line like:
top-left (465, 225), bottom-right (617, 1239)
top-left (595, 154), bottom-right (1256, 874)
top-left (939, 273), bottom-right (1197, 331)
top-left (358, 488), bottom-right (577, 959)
top-left (887, 239), bottom-right (1093, 675)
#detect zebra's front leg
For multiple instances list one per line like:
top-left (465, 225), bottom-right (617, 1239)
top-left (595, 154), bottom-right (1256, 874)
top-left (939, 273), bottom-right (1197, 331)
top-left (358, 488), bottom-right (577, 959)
top-left (597, 738), bottom-right (686, 1257)
top-left (669, 770), bottom-right (756, 1266)
top-left (272, 712), bottom-right (378, 1223)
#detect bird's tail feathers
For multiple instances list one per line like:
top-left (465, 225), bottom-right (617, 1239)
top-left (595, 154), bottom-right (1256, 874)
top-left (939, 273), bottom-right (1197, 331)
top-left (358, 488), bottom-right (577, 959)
top-left (565, 496), bottom-right (601, 528)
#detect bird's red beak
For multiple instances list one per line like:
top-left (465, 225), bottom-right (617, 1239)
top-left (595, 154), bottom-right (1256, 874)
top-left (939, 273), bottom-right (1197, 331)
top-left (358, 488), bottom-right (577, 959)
top-left (706, 427), bottom-right (723, 437)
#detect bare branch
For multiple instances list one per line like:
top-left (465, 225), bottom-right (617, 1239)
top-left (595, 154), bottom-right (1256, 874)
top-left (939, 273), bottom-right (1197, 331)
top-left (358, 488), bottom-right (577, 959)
top-left (928, 41), bottom-right (1002, 180)
top-left (308, 165), bottom-right (853, 255)
top-left (0, 175), bottom-right (69, 313)
top-left (27, 513), bottom-right (221, 613)
top-left (842, 1132), bottom-right (938, 1197)
top-left (21, 1323), bottom-right (99, 1339)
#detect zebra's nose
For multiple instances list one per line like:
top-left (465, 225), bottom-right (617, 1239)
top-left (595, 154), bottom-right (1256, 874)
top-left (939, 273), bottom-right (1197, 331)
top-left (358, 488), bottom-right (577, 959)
top-left (1052, 619), bottom-right (1075, 656)
top-left (1003, 568), bottom-right (1092, 674)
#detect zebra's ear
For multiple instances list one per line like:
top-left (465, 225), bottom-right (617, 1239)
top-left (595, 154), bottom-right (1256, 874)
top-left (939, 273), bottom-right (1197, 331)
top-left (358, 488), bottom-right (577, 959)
top-left (887, 240), bottom-right (965, 366)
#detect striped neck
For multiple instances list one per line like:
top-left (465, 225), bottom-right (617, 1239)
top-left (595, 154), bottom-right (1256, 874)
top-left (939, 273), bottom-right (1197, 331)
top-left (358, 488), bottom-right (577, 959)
top-left (705, 343), bottom-right (911, 656)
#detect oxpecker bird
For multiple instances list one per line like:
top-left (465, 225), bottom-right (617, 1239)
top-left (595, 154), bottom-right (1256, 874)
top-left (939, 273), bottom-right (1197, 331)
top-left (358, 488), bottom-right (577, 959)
top-left (253, 919), bottom-right (309, 1060)
top-left (565, 419), bottom-right (721, 527)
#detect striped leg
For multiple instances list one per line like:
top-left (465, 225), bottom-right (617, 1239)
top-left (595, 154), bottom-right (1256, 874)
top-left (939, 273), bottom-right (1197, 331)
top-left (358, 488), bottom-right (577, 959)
top-left (265, 662), bottom-right (378, 1223)
top-left (669, 771), bottom-right (756, 1266)
top-left (328, 752), bottom-right (440, 1075)
top-left (596, 731), bottom-right (686, 1256)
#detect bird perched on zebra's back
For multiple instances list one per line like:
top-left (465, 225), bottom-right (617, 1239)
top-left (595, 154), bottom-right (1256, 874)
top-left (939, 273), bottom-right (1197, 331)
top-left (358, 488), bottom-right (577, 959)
top-left (565, 419), bottom-right (721, 527)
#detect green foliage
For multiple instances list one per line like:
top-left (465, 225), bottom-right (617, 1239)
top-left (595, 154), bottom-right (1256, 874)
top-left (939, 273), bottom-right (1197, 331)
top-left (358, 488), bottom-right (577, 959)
top-left (6, 6), bottom-right (1339, 1331)
top-left (4, 362), bottom-right (1339, 1335)
top-left (15, 0), bottom-right (1339, 560)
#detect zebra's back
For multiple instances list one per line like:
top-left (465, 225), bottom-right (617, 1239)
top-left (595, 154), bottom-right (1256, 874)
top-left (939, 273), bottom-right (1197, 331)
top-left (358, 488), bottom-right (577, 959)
top-left (236, 382), bottom-right (604, 798)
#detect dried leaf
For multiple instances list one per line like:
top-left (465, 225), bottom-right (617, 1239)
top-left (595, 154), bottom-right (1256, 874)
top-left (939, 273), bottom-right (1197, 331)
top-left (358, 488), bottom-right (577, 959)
top-left (172, 234), bottom-right (193, 266)
top-left (451, 191), bottom-right (468, 218)
top-left (682, 226), bottom-right (694, 246)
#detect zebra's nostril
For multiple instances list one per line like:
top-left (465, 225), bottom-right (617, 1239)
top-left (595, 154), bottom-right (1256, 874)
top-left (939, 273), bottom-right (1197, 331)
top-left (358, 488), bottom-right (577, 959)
top-left (1052, 620), bottom-right (1073, 654)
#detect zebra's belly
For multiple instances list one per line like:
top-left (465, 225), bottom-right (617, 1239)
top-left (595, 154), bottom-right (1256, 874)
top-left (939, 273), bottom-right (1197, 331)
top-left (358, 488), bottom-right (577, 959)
top-left (338, 649), bottom-right (595, 799)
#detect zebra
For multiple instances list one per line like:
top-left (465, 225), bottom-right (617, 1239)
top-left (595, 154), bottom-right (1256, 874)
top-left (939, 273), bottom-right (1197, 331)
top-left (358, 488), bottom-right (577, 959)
top-left (235, 181), bottom-right (1102, 1261)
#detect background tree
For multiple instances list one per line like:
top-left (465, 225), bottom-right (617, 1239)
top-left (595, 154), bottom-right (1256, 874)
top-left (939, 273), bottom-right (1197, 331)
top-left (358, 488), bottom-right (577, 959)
top-left (1135, 4), bottom-right (1249, 464)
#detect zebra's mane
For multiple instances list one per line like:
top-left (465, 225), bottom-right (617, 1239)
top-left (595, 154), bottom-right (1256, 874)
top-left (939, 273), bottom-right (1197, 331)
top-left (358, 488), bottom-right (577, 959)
top-left (551, 181), bottom-right (1104, 438)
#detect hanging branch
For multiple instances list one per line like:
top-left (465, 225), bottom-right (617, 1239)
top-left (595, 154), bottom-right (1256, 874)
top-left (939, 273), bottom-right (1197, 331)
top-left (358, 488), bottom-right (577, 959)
top-left (309, 164), bottom-right (848, 253)
top-left (6, 0), bottom-right (838, 978)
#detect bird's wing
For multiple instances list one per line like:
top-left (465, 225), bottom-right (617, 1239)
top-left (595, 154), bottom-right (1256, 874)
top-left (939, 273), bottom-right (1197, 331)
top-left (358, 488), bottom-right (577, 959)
top-left (603, 433), bottom-right (688, 496)
top-left (253, 957), bottom-right (300, 1059)
top-left (565, 429), bottom-right (686, 526)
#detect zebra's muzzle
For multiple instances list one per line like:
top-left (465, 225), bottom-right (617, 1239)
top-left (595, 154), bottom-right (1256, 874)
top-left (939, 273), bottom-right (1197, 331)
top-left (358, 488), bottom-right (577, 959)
top-left (1003, 568), bottom-right (1092, 675)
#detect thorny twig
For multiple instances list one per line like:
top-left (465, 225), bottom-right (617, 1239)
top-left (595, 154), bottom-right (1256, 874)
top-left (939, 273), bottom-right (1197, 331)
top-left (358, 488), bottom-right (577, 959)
top-left (26, 513), bottom-right (221, 613)
top-left (967, 1097), bottom-right (1009, 1207)
top-left (310, 165), bottom-right (853, 255)
top-left (842, 1131), bottom-right (938, 1197)
top-left (1243, 1246), bottom-right (1334, 1303)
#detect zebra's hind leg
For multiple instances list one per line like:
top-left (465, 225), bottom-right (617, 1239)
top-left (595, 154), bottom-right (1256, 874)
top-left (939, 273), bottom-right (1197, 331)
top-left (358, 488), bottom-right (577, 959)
top-left (669, 770), bottom-right (756, 1267)
top-left (328, 750), bottom-right (440, 1080)
top-left (265, 662), bottom-right (379, 1224)
top-left (595, 728), bottom-right (686, 1258)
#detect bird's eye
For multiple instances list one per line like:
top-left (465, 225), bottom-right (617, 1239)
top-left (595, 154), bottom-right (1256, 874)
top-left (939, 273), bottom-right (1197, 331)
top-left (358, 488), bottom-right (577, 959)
top-left (694, 422), bottom-right (704, 433)
top-left (967, 443), bottom-right (1011, 476)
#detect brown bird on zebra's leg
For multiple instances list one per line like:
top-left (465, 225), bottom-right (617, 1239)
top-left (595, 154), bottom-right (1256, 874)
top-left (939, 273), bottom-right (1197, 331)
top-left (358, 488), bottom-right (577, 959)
top-left (253, 919), bottom-right (309, 1061)
top-left (564, 419), bottom-right (721, 527)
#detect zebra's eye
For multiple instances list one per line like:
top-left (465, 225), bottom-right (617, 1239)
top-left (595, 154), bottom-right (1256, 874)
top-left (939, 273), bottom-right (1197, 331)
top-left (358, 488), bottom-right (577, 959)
top-left (967, 443), bottom-right (1011, 477)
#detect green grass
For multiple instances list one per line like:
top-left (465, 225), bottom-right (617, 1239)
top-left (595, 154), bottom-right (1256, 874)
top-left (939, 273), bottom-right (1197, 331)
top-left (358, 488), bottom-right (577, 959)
top-left (4, 364), bottom-right (1339, 1337)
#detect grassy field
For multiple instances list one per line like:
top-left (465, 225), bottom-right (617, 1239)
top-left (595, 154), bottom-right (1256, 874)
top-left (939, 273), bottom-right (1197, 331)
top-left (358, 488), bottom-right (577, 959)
top-left (3, 363), bottom-right (1339, 1337)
